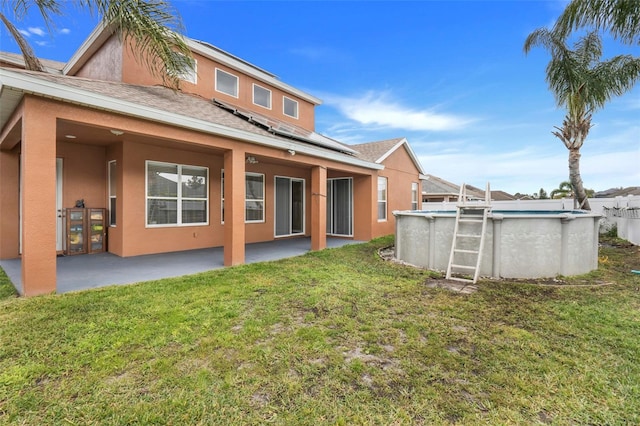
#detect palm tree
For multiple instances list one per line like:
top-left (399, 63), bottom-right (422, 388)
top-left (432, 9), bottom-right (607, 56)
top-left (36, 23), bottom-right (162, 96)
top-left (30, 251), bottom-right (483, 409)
top-left (554, 0), bottom-right (640, 45)
top-left (550, 181), bottom-right (574, 199)
top-left (0, 0), bottom-right (193, 88)
top-left (524, 30), bottom-right (640, 210)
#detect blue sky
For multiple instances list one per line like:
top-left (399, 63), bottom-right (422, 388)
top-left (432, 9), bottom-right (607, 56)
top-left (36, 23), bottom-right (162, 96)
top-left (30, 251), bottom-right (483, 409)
top-left (1, 0), bottom-right (638, 194)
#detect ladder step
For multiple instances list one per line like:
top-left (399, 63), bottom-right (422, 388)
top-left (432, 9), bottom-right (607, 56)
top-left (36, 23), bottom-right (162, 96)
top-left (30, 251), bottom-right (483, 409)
top-left (454, 249), bottom-right (479, 254)
top-left (459, 218), bottom-right (483, 223)
top-left (450, 264), bottom-right (476, 270)
top-left (456, 234), bottom-right (481, 238)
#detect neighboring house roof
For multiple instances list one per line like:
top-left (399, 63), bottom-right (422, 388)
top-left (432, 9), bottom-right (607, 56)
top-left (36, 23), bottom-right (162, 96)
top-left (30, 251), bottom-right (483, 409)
top-left (422, 176), bottom-right (498, 200)
top-left (0, 51), bottom-right (65, 73)
top-left (490, 190), bottom-right (516, 201)
top-left (0, 68), bottom-right (382, 170)
top-left (350, 137), bottom-right (426, 175)
top-left (421, 174), bottom-right (460, 196)
top-left (595, 187), bottom-right (640, 198)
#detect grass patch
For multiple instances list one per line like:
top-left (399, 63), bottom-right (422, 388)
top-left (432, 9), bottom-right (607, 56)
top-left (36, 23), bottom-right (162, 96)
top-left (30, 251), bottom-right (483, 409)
top-left (1, 235), bottom-right (639, 424)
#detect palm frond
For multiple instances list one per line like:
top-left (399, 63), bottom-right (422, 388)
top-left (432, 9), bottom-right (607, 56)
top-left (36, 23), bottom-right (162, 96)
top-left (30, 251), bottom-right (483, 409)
top-left (0, 11), bottom-right (44, 71)
top-left (79, 0), bottom-right (193, 89)
top-left (5, 0), bottom-right (62, 30)
top-left (554, 0), bottom-right (640, 45)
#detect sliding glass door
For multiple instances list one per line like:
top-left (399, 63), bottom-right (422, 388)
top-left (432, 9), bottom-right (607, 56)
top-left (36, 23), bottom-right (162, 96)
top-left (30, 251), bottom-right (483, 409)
top-left (275, 176), bottom-right (305, 237)
top-left (326, 178), bottom-right (353, 237)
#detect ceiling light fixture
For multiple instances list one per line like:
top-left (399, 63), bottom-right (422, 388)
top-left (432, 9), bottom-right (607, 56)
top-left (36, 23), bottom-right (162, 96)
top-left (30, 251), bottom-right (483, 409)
top-left (65, 134), bottom-right (77, 139)
top-left (246, 156), bottom-right (258, 164)
top-left (110, 129), bottom-right (124, 136)
top-left (288, 149), bottom-right (296, 156)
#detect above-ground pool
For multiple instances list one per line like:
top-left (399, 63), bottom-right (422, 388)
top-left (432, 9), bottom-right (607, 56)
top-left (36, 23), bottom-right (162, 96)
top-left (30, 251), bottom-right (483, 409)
top-left (394, 210), bottom-right (601, 279)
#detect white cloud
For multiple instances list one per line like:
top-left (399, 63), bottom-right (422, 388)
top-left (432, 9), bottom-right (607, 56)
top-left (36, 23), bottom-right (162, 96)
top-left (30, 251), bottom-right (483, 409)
top-left (59, 28), bottom-right (71, 35)
top-left (18, 29), bottom-right (31, 37)
top-left (324, 91), bottom-right (476, 132)
top-left (27, 27), bottom-right (46, 37)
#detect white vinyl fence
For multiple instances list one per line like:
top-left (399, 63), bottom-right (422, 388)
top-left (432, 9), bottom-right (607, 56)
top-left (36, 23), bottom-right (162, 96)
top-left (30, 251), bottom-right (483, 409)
top-left (421, 195), bottom-right (640, 245)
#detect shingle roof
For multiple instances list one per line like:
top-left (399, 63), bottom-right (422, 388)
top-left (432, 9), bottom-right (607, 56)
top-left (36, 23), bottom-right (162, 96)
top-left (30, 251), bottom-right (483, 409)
top-left (2, 68), bottom-right (366, 161)
top-left (0, 51), bottom-right (65, 72)
top-left (350, 138), bottom-right (405, 163)
top-left (422, 174), bottom-right (460, 195)
top-left (490, 190), bottom-right (516, 201)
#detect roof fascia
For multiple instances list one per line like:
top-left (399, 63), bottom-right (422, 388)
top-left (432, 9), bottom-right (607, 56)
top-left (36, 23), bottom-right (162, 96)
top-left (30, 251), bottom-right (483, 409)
top-left (186, 38), bottom-right (322, 106)
top-left (0, 69), bottom-right (380, 171)
top-left (375, 138), bottom-right (426, 175)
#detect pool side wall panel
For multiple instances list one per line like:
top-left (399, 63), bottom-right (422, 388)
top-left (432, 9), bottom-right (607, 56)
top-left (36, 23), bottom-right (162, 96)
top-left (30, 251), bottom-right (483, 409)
top-left (394, 211), bottom-right (600, 279)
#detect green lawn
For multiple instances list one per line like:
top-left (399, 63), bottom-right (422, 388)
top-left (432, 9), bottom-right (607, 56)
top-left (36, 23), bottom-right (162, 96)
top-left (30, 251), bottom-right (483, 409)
top-left (1, 236), bottom-right (639, 425)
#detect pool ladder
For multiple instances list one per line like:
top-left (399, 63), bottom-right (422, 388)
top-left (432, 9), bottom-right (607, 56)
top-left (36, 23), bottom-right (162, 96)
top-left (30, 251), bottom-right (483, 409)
top-left (446, 183), bottom-right (491, 284)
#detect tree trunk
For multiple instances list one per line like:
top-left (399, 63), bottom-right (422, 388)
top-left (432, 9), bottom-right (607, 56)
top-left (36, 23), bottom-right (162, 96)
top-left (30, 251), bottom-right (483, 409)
top-left (568, 148), bottom-right (591, 210)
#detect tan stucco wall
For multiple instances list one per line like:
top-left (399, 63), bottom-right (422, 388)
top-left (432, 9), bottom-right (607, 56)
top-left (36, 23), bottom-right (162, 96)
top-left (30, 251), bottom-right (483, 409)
top-left (57, 141), bottom-right (107, 210)
top-left (75, 35), bottom-right (123, 82)
top-left (373, 146), bottom-right (422, 237)
top-left (118, 41), bottom-right (317, 130)
top-left (0, 147), bottom-right (20, 259)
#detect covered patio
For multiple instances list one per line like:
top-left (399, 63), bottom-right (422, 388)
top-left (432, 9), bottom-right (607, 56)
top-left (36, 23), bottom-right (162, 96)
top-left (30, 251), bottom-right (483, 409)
top-left (0, 237), bottom-right (362, 295)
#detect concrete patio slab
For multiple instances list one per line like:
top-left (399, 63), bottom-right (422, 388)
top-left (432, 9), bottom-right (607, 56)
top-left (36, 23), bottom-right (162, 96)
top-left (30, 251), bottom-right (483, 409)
top-left (0, 237), bottom-right (362, 295)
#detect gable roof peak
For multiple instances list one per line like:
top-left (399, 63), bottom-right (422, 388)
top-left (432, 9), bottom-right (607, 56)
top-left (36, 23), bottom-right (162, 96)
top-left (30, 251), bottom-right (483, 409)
top-left (350, 137), bottom-right (424, 174)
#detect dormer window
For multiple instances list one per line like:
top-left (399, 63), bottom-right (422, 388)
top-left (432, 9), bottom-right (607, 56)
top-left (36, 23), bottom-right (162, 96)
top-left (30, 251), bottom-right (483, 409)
top-left (253, 84), bottom-right (271, 109)
top-left (215, 68), bottom-right (238, 97)
top-left (283, 96), bottom-right (299, 119)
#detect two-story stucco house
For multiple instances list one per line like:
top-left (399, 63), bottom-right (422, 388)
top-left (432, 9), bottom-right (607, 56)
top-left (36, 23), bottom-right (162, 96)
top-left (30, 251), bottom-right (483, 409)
top-left (0, 24), bottom-right (425, 296)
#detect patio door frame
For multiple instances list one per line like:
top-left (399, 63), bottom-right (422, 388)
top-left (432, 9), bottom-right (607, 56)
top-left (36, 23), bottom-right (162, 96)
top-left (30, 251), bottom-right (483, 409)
top-left (326, 177), bottom-right (353, 237)
top-left (274, 176), bottom-right (305, 237)
top-left (56, 158), bottom-right (63, 252)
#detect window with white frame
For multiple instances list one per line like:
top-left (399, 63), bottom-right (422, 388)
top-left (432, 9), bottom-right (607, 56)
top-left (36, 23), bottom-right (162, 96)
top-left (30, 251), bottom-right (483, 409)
top-left (411, 182), bottom-right (419, 210)
top-left (377, 176), bottom-right (387, 221)
top-left (146, 161), bottom-right (208, 226)
top-left (283, 96), bottom-right (298, 118)
top-left (108, 160), bottom-right (117, 226)
top-left (245, 173), bottom-right (264, 222)
top-left (215, 68), bottom-right (238, 97)
top-left (253, 84), bottom-right (271, 109)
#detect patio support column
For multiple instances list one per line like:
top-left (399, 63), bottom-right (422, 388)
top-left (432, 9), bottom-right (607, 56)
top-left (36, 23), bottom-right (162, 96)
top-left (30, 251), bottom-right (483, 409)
top-left (311, 165), bottom-right (327, 251)
top-left (353, 175), bottom-right (374, 241)
top-left (223, 149), bottom-right (245, 266)
top-left (0, 149), bottom-right (20, 259)
top-left (21, 98), bottom-right (57, 295)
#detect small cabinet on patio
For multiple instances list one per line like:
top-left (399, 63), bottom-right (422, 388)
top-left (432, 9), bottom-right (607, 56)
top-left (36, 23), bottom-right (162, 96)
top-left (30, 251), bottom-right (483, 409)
top-left (64, 208), bottom-right (106, 255)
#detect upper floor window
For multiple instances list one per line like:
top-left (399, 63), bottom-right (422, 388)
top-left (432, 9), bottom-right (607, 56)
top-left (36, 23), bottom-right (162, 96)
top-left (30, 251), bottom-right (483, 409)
top-left (283, 96), bottom-right (299, 119)
top-left (215, 68), bottom-right (238, 97)
top-left (253, 84), bottom-right (272, 109)
top-left (146, 161), bottom-right (208, 227)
